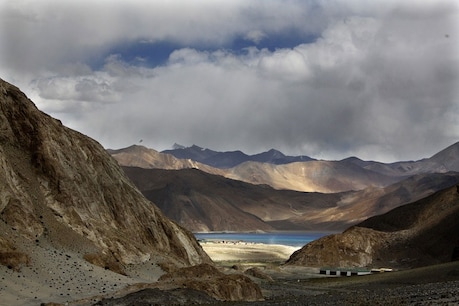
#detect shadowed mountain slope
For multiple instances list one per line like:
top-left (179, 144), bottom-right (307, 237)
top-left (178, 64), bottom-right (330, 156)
top-left (121, 167), bottom-right (342, 232)
top-left (286, 184), bottom-right (459, 269)
top-left (284, 172), bottom-right (459, 230)
top-left (121, 165), bottom-right (459, 232)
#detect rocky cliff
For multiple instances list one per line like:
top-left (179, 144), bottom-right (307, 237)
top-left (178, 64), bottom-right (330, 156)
top-left (0, 78), bottom-right (211, 270)
top-left (286, 185), bottom-right (459, 269)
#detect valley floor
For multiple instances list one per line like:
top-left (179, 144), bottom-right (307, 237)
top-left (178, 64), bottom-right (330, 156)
top-left (3, 238), bottom-right (459, 305)
top-left (216, 261), bottom-right (459, 305)
top-left (200, 240), bottom-right (459, 305)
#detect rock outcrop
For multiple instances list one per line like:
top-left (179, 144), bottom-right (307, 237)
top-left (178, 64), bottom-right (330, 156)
top-left (0, 78), bottom-right (211, 269)
top-left (286, 185), bottom-right (459, 269)
top-left (157, 263), bottom-right (263, 301)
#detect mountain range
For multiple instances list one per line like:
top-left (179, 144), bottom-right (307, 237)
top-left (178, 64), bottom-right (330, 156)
top-left (121, 167), bottom-right (459, 232)
top-left (112, 140), bottom-right (459, 270)
top-left (111, 142), bottom-right (459, 193)
top-left (110, 142), bottom-right (459, 232)
top-left (163, 142), bottom-right (459, 175)
top-left (162, 144), bottom-right (314, 168)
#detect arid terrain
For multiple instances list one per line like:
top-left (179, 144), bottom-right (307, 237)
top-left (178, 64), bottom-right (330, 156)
top-left (249, 261), bottom-right (459, 305)
top-left (120, 166), bottom-right (459, 232)
top-left (94, 245), bottom-right (459, 305)
top-left (2, 77), bottom-right (459, 306)
top-left (111, 142), bottom-right (459, 233)
top-left (0, 79), bottom-right (262, 305)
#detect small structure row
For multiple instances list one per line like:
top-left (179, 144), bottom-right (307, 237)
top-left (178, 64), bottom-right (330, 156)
top-left (319, 267), bottom-right (392, 277)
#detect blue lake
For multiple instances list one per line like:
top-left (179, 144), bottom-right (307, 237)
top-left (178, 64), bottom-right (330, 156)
top-left (194, 232), bottom-right (335, 247)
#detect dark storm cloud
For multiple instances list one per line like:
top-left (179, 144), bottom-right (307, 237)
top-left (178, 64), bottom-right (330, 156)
top-left (0, 0), bottom-right (458, 162)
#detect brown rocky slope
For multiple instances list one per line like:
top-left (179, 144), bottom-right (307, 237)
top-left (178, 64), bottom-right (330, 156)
top-left (121, 166), bottom-right (459, 232)
top-left (0, 78), bottom-right (262, 304)
top-left (121, 166), bottom-right (342, 232)
top-left (0, 78), bottom-right (209, 267)
top-left (286, 184), bottom-right (459, 269)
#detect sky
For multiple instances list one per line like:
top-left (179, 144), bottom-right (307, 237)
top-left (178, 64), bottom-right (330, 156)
top-left (1, 0), bottom-right (458, 162)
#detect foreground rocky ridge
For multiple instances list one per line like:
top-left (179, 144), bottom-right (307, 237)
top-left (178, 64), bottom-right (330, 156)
top-left (0, 79), bottom-right (266, 304)
top-left (286, 184), bottom-right (459, 269)
top-left (0, 78), bottom-right (209, 268)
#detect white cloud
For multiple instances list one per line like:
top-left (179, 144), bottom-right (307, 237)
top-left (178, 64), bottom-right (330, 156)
top-left (0, 0), bottom-right (323, 72)
top-left (1, 0), bottom-right (458, 162)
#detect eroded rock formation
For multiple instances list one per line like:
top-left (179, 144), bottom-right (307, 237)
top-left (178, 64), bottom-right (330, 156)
top-left (158, 263), bottom-right (264, 301)
top-left (0, 78), bottom-right (211, 269)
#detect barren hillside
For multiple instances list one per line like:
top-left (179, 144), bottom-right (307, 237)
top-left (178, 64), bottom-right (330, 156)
top-left (286, 184), bottom-right (459, 269)
top-left (0, 78), bottom-right (262, 304)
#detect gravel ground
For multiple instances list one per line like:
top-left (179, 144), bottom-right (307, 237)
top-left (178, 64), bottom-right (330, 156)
top-left (209, 261), bottom-right (459, 306)
top-left (82, 261), bottom-right (459, 305)
top-left (253, 280), bottom-right (459, 305)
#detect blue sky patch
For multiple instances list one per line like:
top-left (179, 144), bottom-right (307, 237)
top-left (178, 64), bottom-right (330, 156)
top-left (91, 30), bottom-right (319, 70)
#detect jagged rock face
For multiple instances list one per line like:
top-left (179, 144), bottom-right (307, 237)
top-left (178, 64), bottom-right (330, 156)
top-left (0, 79), bottom-right (211, 267)
top-left (286, 185), bottom-right (459, 269)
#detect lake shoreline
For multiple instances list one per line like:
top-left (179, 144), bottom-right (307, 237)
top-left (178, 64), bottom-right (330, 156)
top-left (199, 240), bottom-right (301, 262)
top-left (194, 231), bottom-right (335, 248)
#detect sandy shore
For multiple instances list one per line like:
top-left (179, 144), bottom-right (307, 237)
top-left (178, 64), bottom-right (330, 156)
top-left (199, 241), bottom-right (300, 262)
